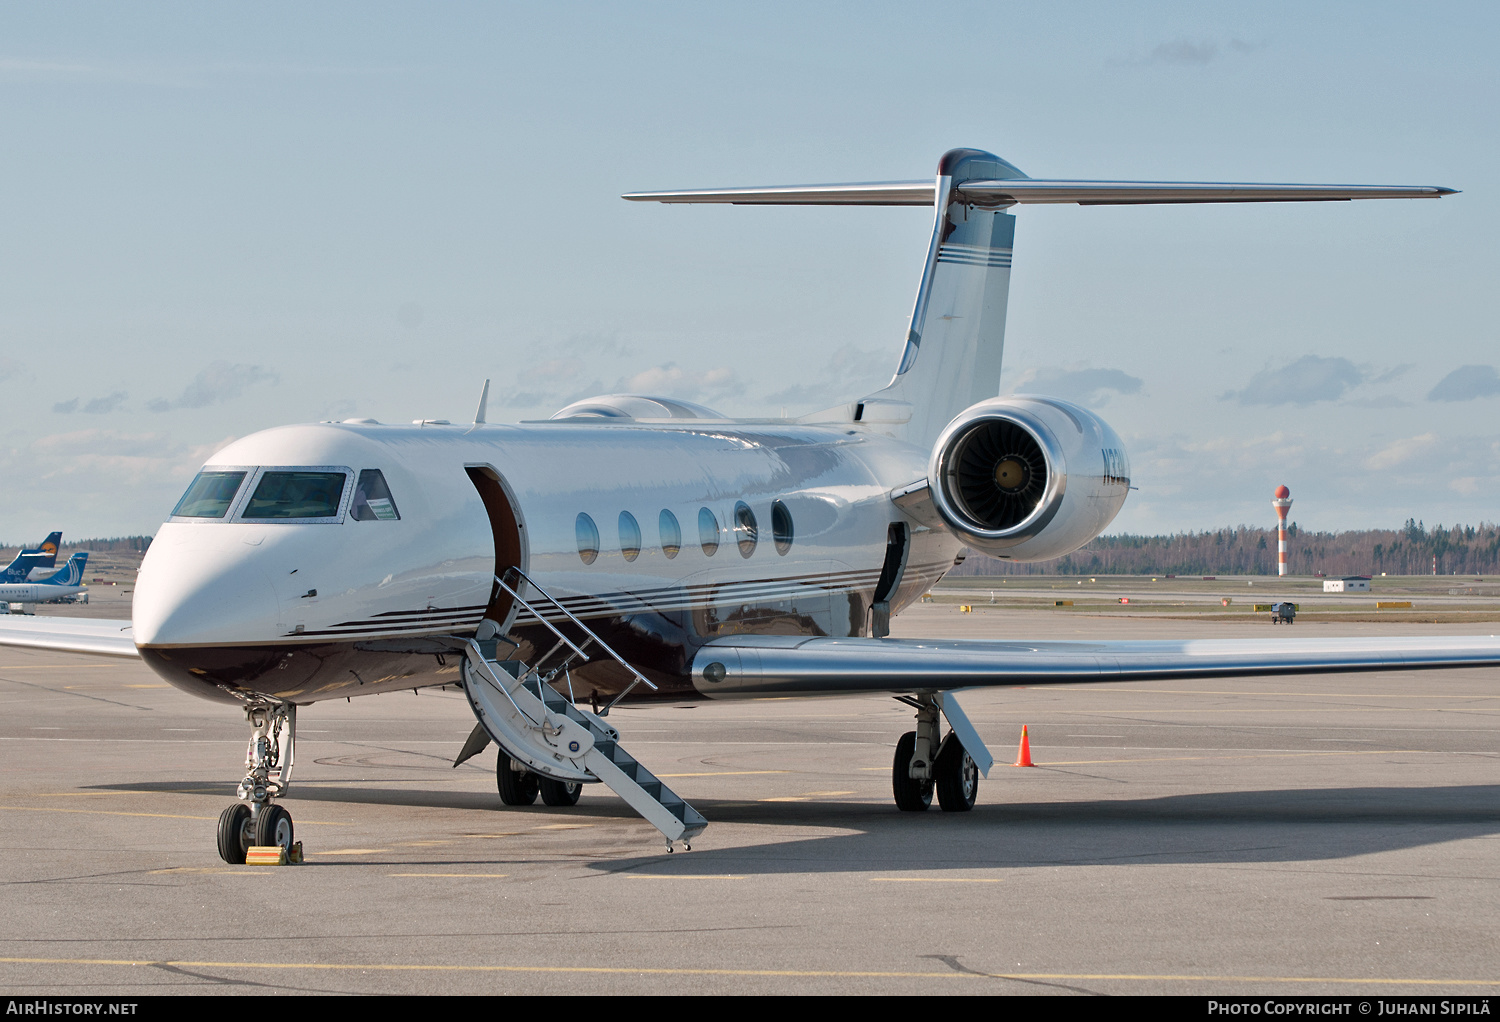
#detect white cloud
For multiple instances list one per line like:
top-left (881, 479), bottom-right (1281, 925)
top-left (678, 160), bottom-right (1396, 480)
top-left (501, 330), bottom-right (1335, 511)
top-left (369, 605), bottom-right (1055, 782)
top-left (1007, 366), bottom-right (1144, 406)
top-left (1428, 365), bottom-right (1500, 402)
top-left (533, 357), bottom-right (586, 382)
top-left (316, 399), bottom-right (360, 421)
top-left (149, 362), bottom-right (277, 412)
top-left (1364, 432), bottom-right (1439, 471)
top-left (1112, 426), bottom-right (1500, 533)
top-left (1149, 39), bottom-right (1219, 65)
top-left (1223, 356), bottom-right (1364, 406)
top-left (51, 391), bottom-right (131, 415)
top-left (0, 428), bottom-right (240, 536)
top-left (614, 363), bottom-right (744, 402)
top-left (560, 333), bottom-right (635, 359)
top-left (1126, 37), bottom-right (1266, 67)
top-left (764, 344), bottom-right (892, 409)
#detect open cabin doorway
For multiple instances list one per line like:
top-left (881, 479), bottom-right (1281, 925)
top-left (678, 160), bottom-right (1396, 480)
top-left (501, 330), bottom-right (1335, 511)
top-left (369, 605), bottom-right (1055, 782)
top-left (870, 522), bottom-right (909, 638)
top-left (465, 465), bottom-right (526, 633)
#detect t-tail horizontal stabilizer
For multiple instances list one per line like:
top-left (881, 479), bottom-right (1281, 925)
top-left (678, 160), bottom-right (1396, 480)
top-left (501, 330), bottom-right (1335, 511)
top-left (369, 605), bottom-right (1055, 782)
top-left (625, 149), bottom-right (1456, 451)
top-left (624, 179), bottom-right (1456, 208)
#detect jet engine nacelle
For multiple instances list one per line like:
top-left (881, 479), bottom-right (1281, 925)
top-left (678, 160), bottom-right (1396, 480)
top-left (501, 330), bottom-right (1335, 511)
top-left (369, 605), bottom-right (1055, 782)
top-left (926, 396), bottom-right (1130, 562)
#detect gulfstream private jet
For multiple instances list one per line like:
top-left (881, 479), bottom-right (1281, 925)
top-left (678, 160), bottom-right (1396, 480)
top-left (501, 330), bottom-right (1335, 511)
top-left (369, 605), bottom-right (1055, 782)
top-left (3, 148), bottom-right (1495, 862)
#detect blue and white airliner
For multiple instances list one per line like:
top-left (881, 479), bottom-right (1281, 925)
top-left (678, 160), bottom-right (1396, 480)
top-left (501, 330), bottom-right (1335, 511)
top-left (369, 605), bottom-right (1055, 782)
top-left (0, 552), bottom-right (88, 607)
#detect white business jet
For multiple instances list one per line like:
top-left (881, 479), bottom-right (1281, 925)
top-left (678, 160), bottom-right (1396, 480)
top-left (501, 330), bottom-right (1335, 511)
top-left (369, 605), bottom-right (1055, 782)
top-left (2, 148), bottom-right (1494, 863)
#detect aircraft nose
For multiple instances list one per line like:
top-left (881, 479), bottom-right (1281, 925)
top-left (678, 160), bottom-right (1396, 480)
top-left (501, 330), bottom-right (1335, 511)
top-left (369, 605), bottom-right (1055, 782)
top-left (132, 527), bottom-right (282, 648)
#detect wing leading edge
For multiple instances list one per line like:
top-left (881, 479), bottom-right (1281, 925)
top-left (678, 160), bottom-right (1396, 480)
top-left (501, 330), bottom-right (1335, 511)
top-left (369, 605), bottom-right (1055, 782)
top-left (690, 634), bottom-right (1500, 697)
top-left (0, 616), bottom-right (139, 658)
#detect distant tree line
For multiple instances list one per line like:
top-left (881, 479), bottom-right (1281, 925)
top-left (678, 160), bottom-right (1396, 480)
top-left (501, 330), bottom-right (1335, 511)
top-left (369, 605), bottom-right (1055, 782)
top-left (6, 526), bottom-right (1497, 578)
top-left (0, 535), bottom-right (153, 559)
top-left (952, 520), bottom-right (1500, 577)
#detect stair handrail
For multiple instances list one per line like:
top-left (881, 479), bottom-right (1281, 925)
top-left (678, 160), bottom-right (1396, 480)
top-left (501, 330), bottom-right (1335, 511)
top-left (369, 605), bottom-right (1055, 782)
top-left (497, 568), bottom-right (658, 713)
top-left (493, 571), bottom-right (591, 663)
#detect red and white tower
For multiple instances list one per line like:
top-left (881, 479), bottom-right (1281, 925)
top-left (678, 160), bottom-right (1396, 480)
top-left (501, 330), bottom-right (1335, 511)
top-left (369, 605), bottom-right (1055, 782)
top-left (1272, 485), bottom-right (1293, 577)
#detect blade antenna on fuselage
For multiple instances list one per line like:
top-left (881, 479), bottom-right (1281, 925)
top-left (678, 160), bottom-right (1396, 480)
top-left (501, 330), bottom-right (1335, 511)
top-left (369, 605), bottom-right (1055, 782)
top-left (467, 378), bottom-right (491, 434)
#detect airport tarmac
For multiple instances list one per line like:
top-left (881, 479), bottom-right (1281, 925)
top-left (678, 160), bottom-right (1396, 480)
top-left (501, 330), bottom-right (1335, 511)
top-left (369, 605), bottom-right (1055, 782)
top-left (2, 602), bottom-right (1498, 996)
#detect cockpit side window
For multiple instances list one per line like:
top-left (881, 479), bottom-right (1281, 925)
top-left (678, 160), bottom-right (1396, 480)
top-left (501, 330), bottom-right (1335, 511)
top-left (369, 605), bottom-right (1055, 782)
top-left (351, 469), bottom-right (401, 521)
top-left (242, 471), bottom-right (348, 520)
top-left (172, 471), bottom-right (247, 519)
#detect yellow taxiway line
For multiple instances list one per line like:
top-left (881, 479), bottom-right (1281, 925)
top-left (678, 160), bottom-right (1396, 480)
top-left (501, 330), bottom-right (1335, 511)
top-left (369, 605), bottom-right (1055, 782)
top-left (657, 770), bottom-right (792, 778)
top-left (2, 957), bottom-right (1499, 986)
top-left (870, 877), bottom-right (1002, 883)
top-left (0, 806), bottom-right (345, 825)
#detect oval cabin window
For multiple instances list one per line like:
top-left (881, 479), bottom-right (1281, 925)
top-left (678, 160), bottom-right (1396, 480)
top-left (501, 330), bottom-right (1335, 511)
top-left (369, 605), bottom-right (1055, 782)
top-left (659, 509), bottom-right (682, 559)
top-left (734, 501), bottom-right (758, 558)
top-left (619, 511), bottom-right (642, 562)
top-left (772, 500), bottom-right (793, 555)
top-left (576, 513), bottom-right (600, 565)
top-left (698, 507), bottom-right (721, 556)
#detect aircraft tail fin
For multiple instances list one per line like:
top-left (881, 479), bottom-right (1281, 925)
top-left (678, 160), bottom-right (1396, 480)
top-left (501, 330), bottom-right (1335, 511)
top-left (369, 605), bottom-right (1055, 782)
top-left (2, 531), bottom-right (64, 582)
top-left (43, 553), bottom-right (87, 586)
top-left (857, 149), bottom-right (1020, 449)
top-left (2, 554), bottom-right (45, 583)
top-left (33, 532), bottom-right (62, 567)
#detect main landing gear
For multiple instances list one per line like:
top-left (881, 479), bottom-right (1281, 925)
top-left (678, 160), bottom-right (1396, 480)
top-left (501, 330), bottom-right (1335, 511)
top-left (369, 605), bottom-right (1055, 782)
top-left (217, 702), bottom-right (297, 864)
top-left (497, 753), bottom-right (583, 807)
top-left (892, 694), bottom-right (978, 813)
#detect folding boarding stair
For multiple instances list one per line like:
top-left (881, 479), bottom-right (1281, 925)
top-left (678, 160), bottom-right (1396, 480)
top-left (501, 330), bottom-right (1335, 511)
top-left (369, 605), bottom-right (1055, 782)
top-left (456, 568), bottom-right (707, 850)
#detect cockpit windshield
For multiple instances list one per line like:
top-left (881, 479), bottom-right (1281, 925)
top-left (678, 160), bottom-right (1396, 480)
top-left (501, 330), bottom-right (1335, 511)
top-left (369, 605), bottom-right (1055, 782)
top-left (242, 471), bottom-right (348, 520)
top-left (172, 471), bottom-right (247, 518)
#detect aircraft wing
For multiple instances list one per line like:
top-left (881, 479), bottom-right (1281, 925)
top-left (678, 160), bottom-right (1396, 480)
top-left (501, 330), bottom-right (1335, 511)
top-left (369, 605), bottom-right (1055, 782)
top-left (0, 616), bottom-right (139, 658)
top-left (689, 634), bottom-right (1500, 697)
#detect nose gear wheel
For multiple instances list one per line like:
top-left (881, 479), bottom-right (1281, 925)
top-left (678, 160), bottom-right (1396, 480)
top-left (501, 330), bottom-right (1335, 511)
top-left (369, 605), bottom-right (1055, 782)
top-left (216, 803), bottom-right (252, 864)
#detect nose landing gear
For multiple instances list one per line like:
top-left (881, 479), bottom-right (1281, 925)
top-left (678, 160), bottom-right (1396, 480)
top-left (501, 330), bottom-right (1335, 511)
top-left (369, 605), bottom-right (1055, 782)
top-left (216, 702), bottom-right (297, 864)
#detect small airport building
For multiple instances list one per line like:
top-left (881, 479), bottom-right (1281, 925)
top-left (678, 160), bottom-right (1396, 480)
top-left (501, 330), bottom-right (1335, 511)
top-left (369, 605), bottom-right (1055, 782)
top-left (1323, 576), bottom-right (1372, 593)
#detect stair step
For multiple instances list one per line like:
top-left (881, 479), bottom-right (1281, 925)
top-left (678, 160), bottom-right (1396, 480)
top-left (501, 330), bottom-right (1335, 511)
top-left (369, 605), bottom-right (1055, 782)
top-left (463, 635), bottom-right (706, 846)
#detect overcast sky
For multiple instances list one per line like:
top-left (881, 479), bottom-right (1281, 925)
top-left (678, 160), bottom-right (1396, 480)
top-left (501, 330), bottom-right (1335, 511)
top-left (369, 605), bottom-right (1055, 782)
top-left (1, 2), bottom-right (1496, 542)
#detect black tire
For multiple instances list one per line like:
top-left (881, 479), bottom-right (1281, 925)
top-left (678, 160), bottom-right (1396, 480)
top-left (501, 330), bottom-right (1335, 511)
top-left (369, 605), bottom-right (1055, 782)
top-left (254, 804), bottom-right (294, 850)
top-left (934, 734), bottom-right (979, 812)
top-left (891, 731), bottom-right (933, 811)
top-left (539, 777), bottom-right (583, 806)
top-left (217, 803), bottom-right (251, 864)
top-left (497, 753), bottom-right (540, 806)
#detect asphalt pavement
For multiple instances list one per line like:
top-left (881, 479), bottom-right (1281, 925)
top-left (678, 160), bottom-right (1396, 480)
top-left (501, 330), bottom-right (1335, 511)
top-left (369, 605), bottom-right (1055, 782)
top-left (2, 602), bottom-right (1497, 995)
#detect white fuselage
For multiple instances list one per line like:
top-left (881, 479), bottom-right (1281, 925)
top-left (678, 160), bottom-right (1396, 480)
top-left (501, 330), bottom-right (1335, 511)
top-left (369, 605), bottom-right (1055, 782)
top-left (133, 418), bottom-right (961, 704)
top-left (0, 582), bottom-right (85, 603)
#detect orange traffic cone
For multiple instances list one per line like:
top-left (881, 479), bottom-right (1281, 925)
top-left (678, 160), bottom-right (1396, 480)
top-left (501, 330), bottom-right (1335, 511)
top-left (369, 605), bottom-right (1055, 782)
top-left (1013, 725), bottom-right (1035, 767)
